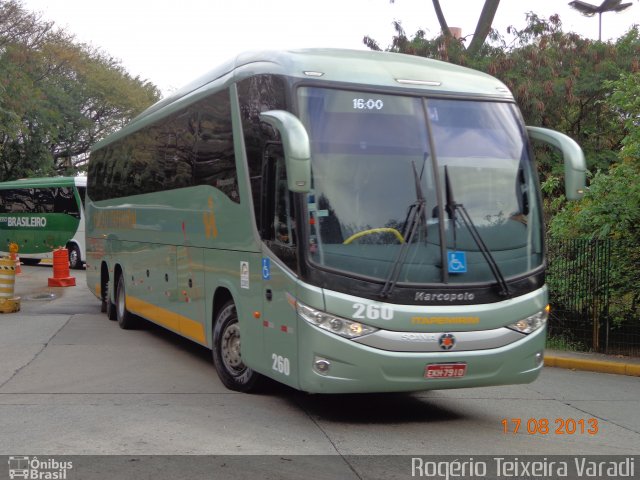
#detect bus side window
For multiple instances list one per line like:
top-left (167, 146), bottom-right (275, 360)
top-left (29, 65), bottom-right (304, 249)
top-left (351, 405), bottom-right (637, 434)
top-left (263, 146), bottom-right (297, 270)
top-left (237, 74), bottom-right (288, 236)
top-left (274, 160), bottom-right (295, 247)
top-left (53, 187), bottom-right (80, 218)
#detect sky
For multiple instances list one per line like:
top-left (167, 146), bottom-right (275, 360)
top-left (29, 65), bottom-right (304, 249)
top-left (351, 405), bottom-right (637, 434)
top-left (20, 0), bottom-right (640, 96)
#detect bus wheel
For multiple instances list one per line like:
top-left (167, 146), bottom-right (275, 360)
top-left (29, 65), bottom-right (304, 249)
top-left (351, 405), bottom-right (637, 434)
top-left (212, 301), bottom-right (261, 392)
top-left (115, 274), bottom-right (137, 329)
top-left (68, 244), bottom-right (82, 270)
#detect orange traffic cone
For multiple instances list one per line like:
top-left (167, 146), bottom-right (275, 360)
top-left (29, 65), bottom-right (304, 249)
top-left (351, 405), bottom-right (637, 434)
top-left (48, 247), bottom-right (76, 287)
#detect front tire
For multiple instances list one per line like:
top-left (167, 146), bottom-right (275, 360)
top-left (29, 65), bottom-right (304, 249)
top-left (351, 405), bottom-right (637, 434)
top-left (116, 274), bottom-right (137, 329)
top-left (212, 301), bottom-right (261, 392)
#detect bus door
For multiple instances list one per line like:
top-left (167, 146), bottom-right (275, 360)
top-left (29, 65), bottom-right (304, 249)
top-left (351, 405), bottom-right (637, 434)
top-left (260, 146), bottom-right (298, 385)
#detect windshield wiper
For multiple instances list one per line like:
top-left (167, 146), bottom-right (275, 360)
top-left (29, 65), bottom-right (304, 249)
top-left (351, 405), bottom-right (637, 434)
top-left (444, 166), bottom-right (511, 297)
top-left (380, 159), bottom-right (427, 299)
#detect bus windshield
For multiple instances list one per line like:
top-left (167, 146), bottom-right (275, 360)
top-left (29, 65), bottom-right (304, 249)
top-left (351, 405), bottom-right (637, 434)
top-left (298, 87), bottom-right (543, 286)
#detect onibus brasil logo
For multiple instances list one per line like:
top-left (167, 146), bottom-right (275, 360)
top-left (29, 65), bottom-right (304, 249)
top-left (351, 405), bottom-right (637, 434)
top-left (8, 456), bottom-right (73, 479)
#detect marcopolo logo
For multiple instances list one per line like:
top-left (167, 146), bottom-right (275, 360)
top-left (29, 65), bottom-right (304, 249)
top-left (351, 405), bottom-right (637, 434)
top-left (415, 291), bottom-right (475, 303)
top-left (6, 217), bottom-right (47, 228)
top-left (8, 456), bottom-right (73, 479)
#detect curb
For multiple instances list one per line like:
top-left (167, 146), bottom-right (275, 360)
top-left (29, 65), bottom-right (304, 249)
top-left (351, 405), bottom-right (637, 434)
top-left (544, 355), bottom-right (640, 377)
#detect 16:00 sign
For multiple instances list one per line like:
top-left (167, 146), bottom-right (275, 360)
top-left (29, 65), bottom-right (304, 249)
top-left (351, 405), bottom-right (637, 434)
top-left (352, 98), bottom-right (384, 110)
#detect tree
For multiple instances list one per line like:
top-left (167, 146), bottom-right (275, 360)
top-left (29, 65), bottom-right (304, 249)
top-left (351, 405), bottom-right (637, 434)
top-left (549, 72), bottom-right (640, 325)
top-left (0, 0), bottom-right (161, 180)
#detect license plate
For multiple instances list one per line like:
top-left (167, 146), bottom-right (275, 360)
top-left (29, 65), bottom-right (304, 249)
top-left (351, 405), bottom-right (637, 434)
top-left (425, 363), bottom-right (467, 379)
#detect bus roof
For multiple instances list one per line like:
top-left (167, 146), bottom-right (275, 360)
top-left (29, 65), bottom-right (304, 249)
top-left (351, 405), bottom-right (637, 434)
top-left (93, 48), bottom-right (514, 151)
top-left (0, 176), bottom-right (86, 189)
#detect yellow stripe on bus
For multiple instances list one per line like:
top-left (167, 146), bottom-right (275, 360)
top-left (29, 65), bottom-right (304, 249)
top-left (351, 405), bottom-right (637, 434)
top-left (126, 295), bottom-right (207, 345)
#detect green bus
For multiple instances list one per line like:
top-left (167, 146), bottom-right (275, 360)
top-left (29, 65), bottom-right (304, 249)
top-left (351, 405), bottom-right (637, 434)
top-left (0, 176), bottom-right (86, 269)
top-left (86, 49), bottom-right (586, 393)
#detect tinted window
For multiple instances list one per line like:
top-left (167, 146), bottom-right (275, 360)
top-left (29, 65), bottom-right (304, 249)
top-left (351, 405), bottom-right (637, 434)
top-left (77, 186), bottom-right (86, 210)
top-left (89, 89), bottom-right (238, 202)
top-left (193, 95), bottom-right (238, 201)
top-left (237, 75), bottom-right (288, 234)
top-left (0, 187), bottom-right (79, 216)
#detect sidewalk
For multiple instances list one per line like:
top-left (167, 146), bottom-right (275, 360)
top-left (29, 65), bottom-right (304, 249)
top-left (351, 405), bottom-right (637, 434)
top-left (545, 349), bottom-right (640, 377)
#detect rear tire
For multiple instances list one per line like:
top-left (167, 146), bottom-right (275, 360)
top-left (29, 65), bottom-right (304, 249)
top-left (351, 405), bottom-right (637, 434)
top-left (116, 274), bottom-right (137, 329)
top-left (212, 301), bottom-right (261, 392)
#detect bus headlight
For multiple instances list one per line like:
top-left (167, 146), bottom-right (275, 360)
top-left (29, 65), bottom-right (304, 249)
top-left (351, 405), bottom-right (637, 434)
top-left (507, 306), bottom-right (549, 334)
top-left (297, 302), bottom-right (378, 339)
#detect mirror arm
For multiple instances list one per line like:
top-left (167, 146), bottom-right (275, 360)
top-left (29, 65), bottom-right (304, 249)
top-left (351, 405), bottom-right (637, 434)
top-left (527, 126), bottom-right (586, 200)
top-left (260, 110), bottom-right (311, 193)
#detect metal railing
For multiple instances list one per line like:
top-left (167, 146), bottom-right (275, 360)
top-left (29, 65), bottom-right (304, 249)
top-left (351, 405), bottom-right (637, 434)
top-left (546, 238), bottom-right (640, 356)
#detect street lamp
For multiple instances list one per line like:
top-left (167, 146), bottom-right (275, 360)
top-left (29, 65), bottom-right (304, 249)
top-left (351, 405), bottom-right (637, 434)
top-left (568, 0), bottom-right (633, 40)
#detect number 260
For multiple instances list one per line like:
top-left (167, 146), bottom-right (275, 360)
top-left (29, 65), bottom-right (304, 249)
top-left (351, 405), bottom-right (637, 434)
top-left (352, 303), bottom-right (393, 320)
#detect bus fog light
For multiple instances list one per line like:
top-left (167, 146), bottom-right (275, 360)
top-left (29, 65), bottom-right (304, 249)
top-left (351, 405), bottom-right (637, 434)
top-left (507, 307), bottom-right (548, 334)
top-left (313, 357), bottom-right (331, 375)
top-left (535, 351), bottom-right (544, 366)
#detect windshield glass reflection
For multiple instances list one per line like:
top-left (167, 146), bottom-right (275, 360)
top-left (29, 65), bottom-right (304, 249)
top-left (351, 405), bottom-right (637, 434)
top-left (297, 87), bottom-right (543, 286)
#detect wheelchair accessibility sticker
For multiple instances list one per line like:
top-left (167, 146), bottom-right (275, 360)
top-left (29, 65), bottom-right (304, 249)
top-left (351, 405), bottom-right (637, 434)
top-left (447, 251), bottom-right (467, 274)
top-left (262, 258), bottom-right (271, 280)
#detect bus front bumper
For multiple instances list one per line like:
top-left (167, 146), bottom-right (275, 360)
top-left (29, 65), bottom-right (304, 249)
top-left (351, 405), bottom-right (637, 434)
top-left (297, 321), bottom-right (546, 394)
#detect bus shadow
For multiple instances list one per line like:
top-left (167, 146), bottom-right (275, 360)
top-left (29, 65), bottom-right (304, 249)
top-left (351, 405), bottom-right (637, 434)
top-left (129, 319), bottom-right (466, 424)
top-left (287, 391), bottom-right (465, 424)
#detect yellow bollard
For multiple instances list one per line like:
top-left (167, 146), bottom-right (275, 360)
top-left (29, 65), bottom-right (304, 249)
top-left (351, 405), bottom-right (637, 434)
top-left (0, 256), bottom-right (20, 313)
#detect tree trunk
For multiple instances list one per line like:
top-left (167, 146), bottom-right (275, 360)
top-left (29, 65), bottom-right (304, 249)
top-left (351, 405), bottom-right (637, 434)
top-left (432, 0), bottom-right (452, 38)
top-left (467, 0), bottom-right (500, 56)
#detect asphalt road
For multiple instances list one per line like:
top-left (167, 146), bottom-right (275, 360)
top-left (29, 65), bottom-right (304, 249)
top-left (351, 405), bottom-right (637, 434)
top-left (1, 266), bottom-right (638, 477)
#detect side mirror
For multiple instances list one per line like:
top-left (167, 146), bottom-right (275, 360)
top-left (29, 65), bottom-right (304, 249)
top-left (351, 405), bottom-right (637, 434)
top-left (259, 110), bottom-right (311, 193)
top-left (526, 126), bottom-right (586, 200)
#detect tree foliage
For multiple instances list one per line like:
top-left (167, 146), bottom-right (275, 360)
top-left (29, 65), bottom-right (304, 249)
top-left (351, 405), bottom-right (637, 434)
top-left (549, 72), bottom-right (640, 324)
top-left (0, 0), bottom-right (161, 180)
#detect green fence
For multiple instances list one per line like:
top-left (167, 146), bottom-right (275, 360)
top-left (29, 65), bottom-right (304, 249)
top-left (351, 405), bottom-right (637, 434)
top-left (546, 238), bottom-right (640, 356)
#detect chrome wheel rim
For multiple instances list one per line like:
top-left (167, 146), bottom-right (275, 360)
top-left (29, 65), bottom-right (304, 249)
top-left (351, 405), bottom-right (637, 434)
top-left (221, 323), bottom-right (244, 375)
